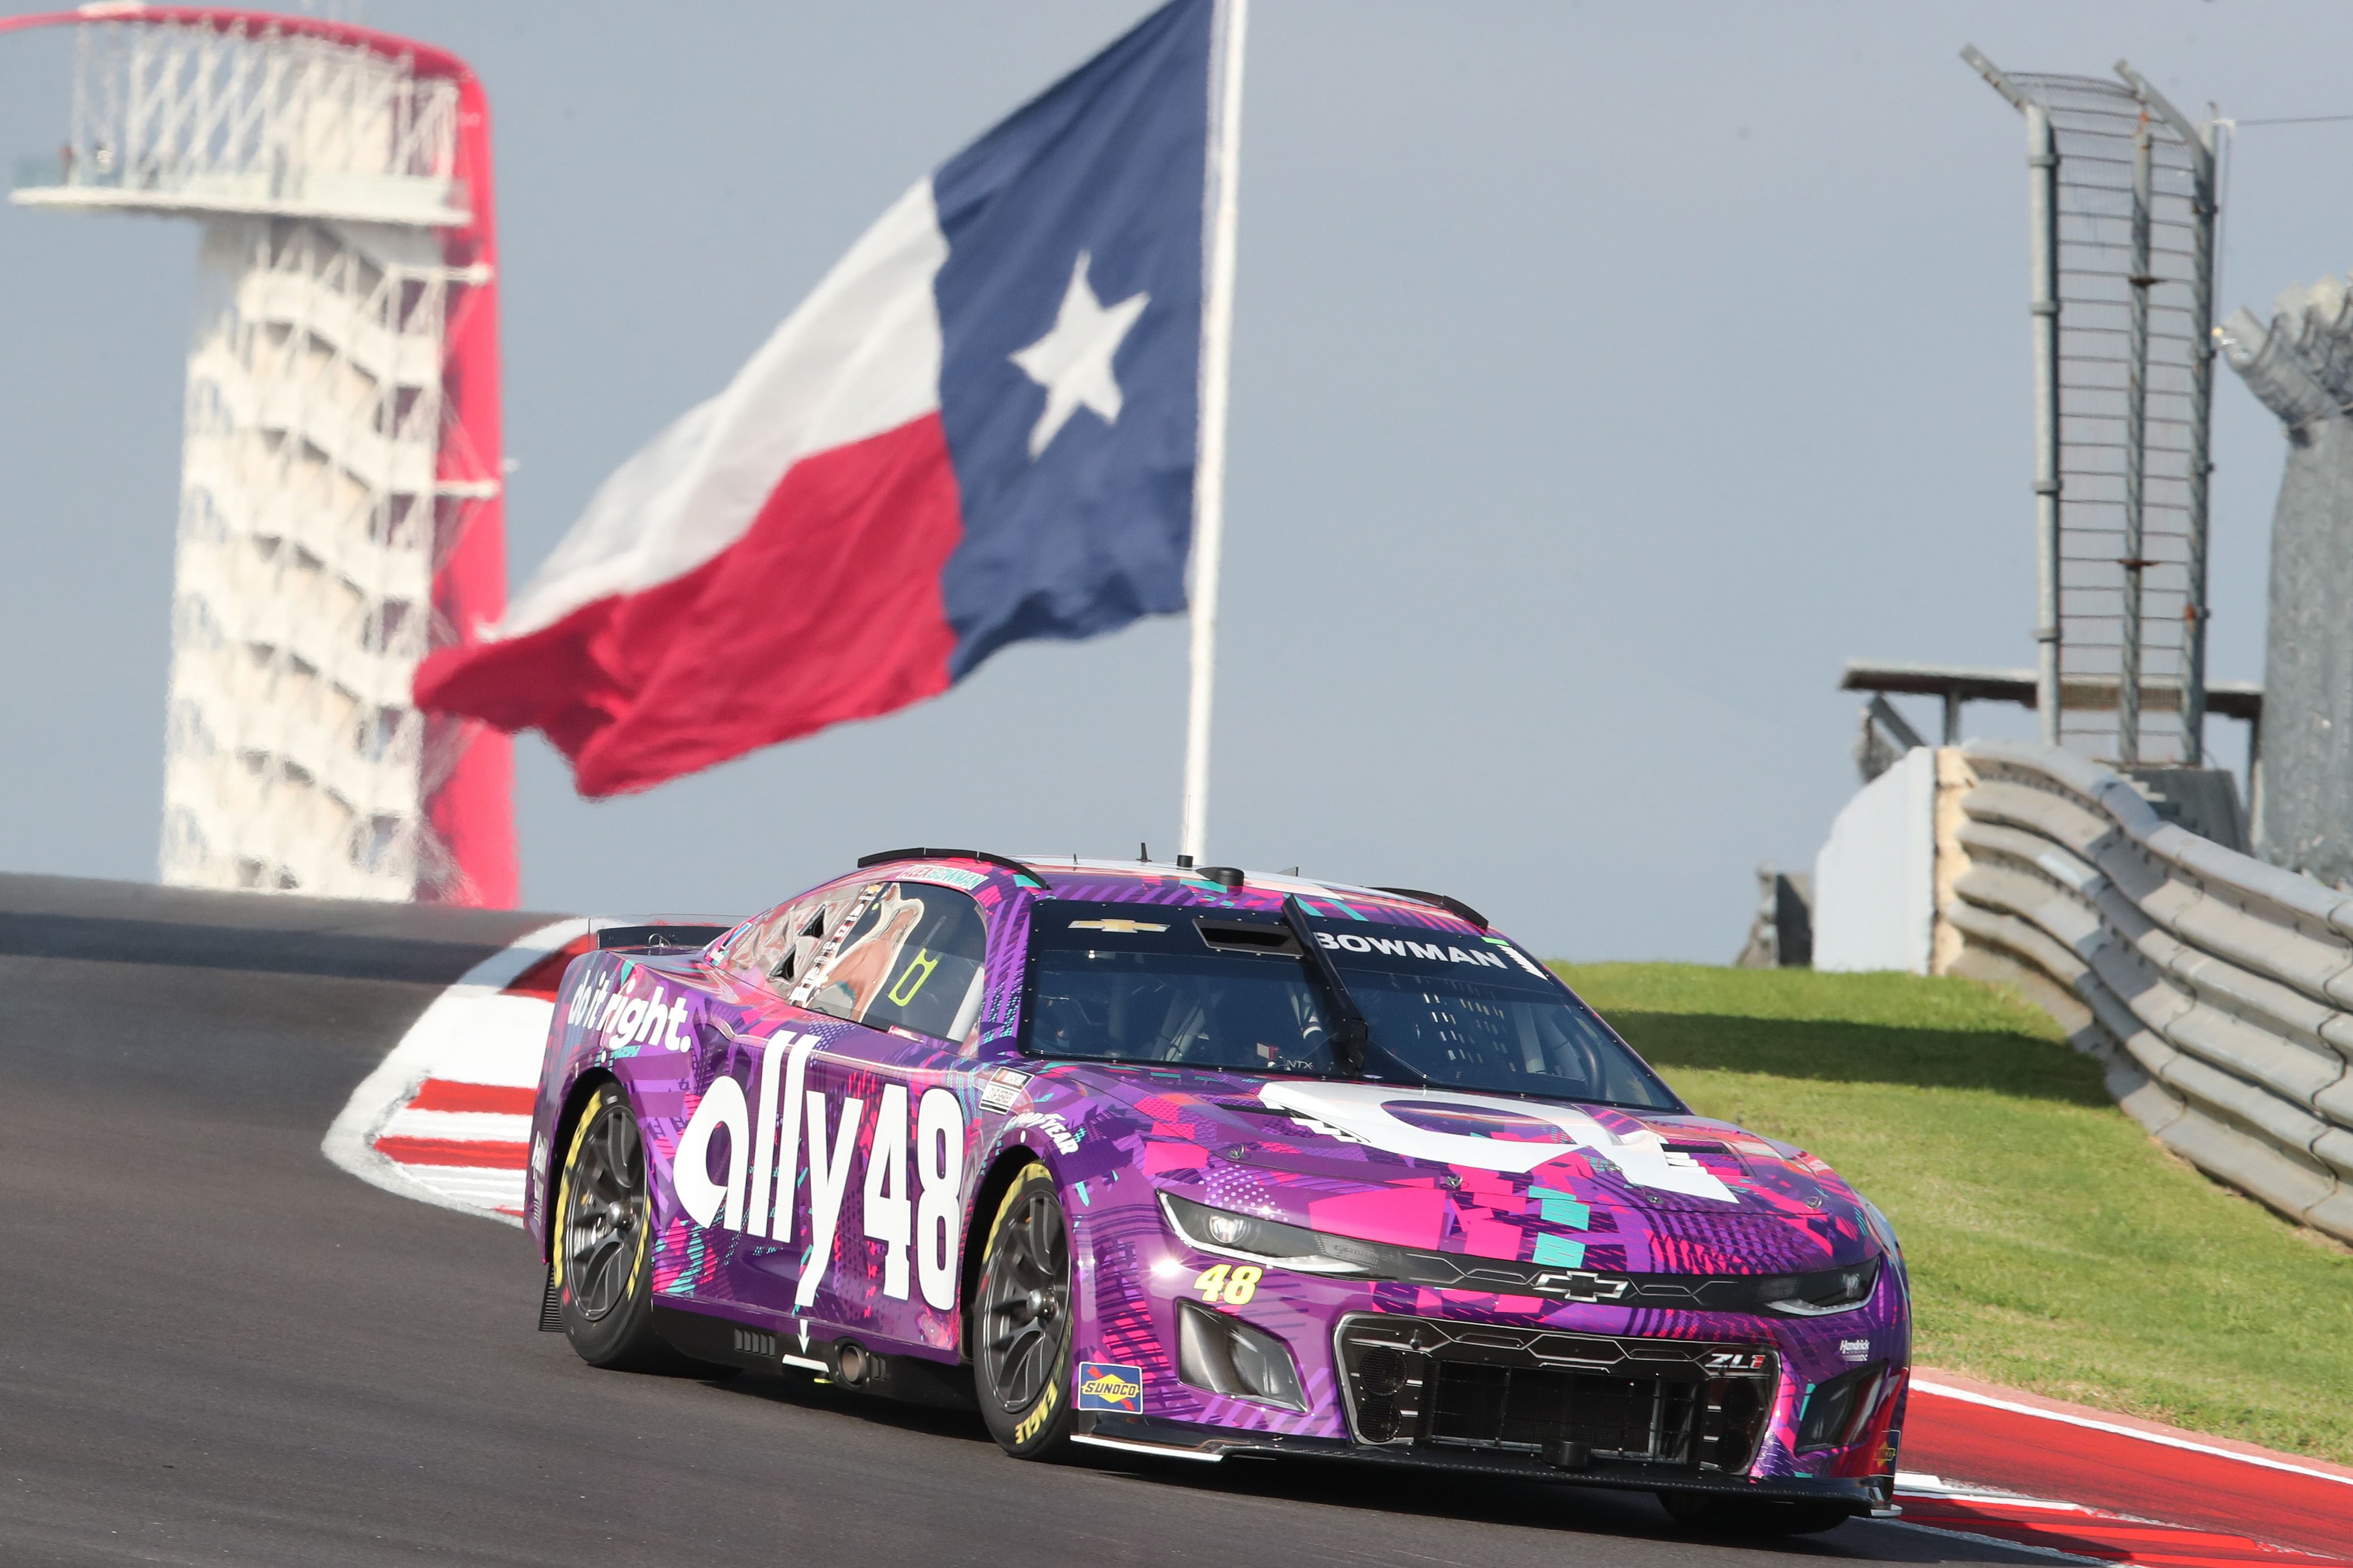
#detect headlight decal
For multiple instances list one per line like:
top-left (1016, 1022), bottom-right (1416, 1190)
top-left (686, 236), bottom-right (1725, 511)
top-left (1158, 1192), bottom-right (1369, 1275)
top-left (1758, 1256), bottom-right (1882, 1317)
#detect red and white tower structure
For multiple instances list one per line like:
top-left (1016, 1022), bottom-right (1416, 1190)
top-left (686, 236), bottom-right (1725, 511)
top-left (4, 4), bottom-right (515, 904)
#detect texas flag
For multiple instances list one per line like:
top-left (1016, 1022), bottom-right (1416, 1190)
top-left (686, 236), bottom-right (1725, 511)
top-left (416, 0), bottom-right (1220, 796)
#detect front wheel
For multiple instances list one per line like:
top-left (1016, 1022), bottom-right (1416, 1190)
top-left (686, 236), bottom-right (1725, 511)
top-left (1657, 1492), bottom-right (1855, 1537)
top-left (974, 1164), bottom-right (1075, 1459)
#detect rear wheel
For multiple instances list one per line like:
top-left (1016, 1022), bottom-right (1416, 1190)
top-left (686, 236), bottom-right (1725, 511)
top-left (974, 1164), bottom-right (1075, 1459)
top-left (1657, 1492), bottom-right (1855, 1537)
top-left (555, 1084), bottom-right (706, 1373)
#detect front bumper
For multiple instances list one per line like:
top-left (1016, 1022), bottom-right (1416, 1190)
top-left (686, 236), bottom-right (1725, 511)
top-left (1070, 1409), bottom-right (1897, 1512)
top-left (1328, 1311), bottom-right (1777, 1466)
top-left (1079, 1230), bottom-right (1910, 1504)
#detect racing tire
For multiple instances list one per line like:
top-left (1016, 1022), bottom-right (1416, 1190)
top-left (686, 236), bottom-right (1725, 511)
top-left (1656, 1492), bottom-right (1855, 1537)
top-left (553, 1084), bottom-right (715, 1375)
top-left (973, 1163), bottom-right (1076, 1460)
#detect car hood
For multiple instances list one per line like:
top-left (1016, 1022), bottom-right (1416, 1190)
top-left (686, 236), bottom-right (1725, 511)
top-left (1045, 1064), bottom-right (1877, 1276)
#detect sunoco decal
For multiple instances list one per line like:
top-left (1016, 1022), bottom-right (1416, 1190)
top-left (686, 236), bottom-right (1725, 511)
top-left (1074, 1361), bottom-right (1144, 1412)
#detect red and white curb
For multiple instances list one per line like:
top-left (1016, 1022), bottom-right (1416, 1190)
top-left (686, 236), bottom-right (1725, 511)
top-left (1891, 1473), bottom-right (2349, 1567)
top-left (1905, 1373), bottom-right (2353, 1564)
top-left (321, 919), bottom-right (596, 1226)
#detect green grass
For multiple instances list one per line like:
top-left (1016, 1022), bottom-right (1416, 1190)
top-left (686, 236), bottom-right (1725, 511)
top-left (1556, 962), bottom-right (2353, 1464)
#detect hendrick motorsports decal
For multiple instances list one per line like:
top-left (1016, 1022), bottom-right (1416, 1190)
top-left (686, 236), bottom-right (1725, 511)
top-left (1255, 1080), bottom-right (1738, 1200)
top-left (1074, 1361), bottom-right (1144, 1413)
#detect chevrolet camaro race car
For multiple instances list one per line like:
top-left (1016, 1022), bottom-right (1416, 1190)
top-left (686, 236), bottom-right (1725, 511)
top-left (527, 851), bottom-right (1909, 1533)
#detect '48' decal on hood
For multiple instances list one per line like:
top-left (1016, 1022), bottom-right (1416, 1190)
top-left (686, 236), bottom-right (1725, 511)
top-left (672, 1032), bottom-right (966, 1312)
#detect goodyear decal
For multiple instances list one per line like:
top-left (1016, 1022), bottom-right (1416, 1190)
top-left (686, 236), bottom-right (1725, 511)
top-left (1014, 1379), bottom-right (1060, 1442)
top-left (1005, 1110), bottom-right (1079, 1154)
top-left (1074, 1361), bottom-right (1144, 1413)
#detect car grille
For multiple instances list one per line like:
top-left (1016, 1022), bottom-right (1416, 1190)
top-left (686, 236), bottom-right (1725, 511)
top-left (1334, 1314), bottom-right (1775, 1472)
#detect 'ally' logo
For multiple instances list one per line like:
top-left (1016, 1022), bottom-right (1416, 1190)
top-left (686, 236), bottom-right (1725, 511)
top-left (1074, 1361), bottom-right (1144, 1413)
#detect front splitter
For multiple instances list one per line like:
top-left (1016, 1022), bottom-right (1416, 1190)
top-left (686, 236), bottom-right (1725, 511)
top-left (1076, 1412), bottom-right (1894, 1513)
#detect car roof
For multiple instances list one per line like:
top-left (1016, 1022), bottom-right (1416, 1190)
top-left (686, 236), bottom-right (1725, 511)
top-left (862, 852), bottom-right (1489, 935)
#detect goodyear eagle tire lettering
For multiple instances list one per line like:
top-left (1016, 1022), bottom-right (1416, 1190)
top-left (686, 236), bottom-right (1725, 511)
top-left (974, 1163), bottom-right (1076, 1459)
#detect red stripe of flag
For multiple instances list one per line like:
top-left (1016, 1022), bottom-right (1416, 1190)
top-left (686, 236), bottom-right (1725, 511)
top-left (415, 417), bottom-right (960, 798)
top-left (408, 1080), bottom-right (538, 1115)
top-left (374, 1135), bottom-right (530, 1169)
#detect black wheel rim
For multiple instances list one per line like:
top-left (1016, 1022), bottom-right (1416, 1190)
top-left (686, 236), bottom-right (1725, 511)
top-left (564, 1102), bottom-right (644, 1323)
top-left (979, 1188), bottom-right (1070, 1415)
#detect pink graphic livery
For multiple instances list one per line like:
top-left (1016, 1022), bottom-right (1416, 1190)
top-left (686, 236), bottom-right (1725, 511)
top-left (527, 852), bottom-right (1909, 1535)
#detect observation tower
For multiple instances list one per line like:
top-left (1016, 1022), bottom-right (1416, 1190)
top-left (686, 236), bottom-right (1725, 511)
top-left (3, 4), bottom-right (515, 904)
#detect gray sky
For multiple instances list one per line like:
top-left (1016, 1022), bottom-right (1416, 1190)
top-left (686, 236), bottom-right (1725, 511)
top-left (1, 1), bottom-right (2345, 957)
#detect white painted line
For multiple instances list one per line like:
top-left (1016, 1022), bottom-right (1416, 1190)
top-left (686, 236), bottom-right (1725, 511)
top-left (377, 1107), bottom-right (535, 1143)
top-left (1895, 1473), bottom-right (2091, 1512)
top-left (1070, 1433), bottom-right (1225, 1463)
top-left (396, 1164), bottom-right (530, 1205)
top-left (321, 918), bottom-right (589, 1227)
top-left (425, 993), bottom-right (570, 1086)
top-left (1877, 1519), bottom-right (2107, 1566)
top-left (1914, 1377), bottom-right (2353, 1490)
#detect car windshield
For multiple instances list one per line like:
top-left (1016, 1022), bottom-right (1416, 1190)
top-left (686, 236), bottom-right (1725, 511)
top-left (1021, 902), bottom-right (1681, 1110)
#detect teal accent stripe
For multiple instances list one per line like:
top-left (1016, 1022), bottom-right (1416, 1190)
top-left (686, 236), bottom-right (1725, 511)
top-left (1528, 1187), bottom-right (1592, 1229)
top-left (1532, 1234), bottom-right (1587, 1269)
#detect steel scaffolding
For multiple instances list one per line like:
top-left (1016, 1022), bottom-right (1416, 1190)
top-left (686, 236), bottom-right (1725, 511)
top-left (4, 8), bottom-right (515, 903)
top-left (1965, 50), bottom-right (2220, 768)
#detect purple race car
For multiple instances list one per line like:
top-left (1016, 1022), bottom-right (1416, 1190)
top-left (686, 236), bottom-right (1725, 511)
top-left (527, 852), bottom-right (1909, 1534)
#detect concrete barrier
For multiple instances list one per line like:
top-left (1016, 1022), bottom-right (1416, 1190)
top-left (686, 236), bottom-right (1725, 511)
top-left (1941, 740), bottom-right (2353, 1243)
top-left (1814, 746), bottom-right (1938, 974)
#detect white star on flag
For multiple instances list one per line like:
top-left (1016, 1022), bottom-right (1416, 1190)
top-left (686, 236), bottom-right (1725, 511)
top-left (1009, 252), bottom-right (1149, 459)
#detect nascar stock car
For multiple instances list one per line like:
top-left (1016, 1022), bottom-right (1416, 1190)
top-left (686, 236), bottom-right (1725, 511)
top-left (528, 851), bottom-right (1909, 1533)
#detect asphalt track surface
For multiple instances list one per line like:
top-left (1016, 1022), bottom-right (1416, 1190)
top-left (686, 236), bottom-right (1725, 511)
top-left (0, 874), bottom-right (2060, 1568)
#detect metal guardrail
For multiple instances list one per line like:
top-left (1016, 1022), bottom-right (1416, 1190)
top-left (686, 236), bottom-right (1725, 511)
top-left (1942, 740), bottom-right (2353, 1243)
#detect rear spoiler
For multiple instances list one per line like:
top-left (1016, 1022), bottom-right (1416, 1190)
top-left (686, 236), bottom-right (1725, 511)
top-left (591, 919), bottom-right (733, 953)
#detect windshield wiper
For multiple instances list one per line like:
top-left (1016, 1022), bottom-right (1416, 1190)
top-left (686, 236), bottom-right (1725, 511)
top-left (1281, 895), bottom-right (1388, 1080)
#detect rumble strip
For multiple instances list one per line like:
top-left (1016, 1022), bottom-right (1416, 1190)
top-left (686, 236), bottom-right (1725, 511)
top-left (322, 919), bottom-right (596, 1226)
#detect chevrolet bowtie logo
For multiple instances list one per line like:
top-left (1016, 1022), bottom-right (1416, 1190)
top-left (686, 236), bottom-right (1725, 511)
top-left (1533, 1270), bottom-right (1630, 1302)
top-left (1068, 919), bottom-right (1168, 934)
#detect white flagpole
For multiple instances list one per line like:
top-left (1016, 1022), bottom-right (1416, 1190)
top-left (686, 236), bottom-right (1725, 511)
top-left (1180, 0), bottom-right (1247, 865)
